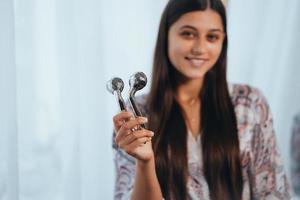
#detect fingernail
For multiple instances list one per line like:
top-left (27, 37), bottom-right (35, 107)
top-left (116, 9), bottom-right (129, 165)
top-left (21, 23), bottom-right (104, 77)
top-left (150, 131), bottom-right (154, 136)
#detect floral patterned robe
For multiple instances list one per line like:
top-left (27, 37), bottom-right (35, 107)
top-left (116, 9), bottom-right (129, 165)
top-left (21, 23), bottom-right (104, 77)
top-left (112, 84), bottom-right (291, 200)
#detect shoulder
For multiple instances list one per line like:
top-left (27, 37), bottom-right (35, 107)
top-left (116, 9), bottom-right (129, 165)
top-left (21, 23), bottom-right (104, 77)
top-left (229, 83), bottom-right (267, 105)
top-left (229, 83), bottom-right (270, 124)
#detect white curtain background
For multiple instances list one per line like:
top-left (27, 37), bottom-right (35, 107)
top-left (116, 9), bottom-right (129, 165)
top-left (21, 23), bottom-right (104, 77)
top-left (227, 2), bottom-right (300, 198)
top-left (0, 0), bottom-right (299, 200)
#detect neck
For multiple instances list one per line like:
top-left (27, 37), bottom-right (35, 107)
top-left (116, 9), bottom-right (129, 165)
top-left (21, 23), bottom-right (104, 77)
top-left (176, 78), bottom-right (204, 103)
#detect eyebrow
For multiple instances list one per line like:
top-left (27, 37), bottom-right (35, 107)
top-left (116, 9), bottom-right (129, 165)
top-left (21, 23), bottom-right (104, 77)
top-left (179, 25), bottom-right (224, 33)
top-left (210, 29), bottom-right (224, 33)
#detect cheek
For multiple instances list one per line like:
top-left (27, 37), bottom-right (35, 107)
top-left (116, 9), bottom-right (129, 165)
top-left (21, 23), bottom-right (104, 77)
top-left (169, 40), bottom-right (186, 56)
top-left (169, 42), bottom-right (193, 65)
top-left (168, 39), bottom-right (186, 65)
top-left (209, 43), bottom-right (223, 60)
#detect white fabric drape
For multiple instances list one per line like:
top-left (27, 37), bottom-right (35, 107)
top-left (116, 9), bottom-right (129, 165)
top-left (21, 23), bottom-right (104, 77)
top-left (1, 0), bottom-right (168, 199)
top-left (0, 0), bottom-right (299, 199)
top-left (0, 0), bottom-right (18, 199)
top-left (1, 0), bottom-right (113, 199)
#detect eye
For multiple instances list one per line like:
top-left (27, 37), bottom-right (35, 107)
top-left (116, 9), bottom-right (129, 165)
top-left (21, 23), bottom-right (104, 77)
top-left (180, 31), bottom-right (196, 39)
top-left (207, 34), bottom-right (220, 42)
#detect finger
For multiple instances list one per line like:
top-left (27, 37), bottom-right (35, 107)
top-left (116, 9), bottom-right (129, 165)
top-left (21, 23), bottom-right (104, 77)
top-left (119, 130), bottom-right (154, 147)
top-left (113, 111), bottom-right (134, 130)
top-left (115, 118), bottom-right (149, 146)
top-left (126, 136), bottom-right (152, 150)
top-left (123, 117), bottom-right (148, 130)
top-left (118, 116), bottom-right (148, 135)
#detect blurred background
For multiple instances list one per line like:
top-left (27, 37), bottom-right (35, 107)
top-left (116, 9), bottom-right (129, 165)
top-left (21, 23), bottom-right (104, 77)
top-left (0, 0), bottom-right (299, 199)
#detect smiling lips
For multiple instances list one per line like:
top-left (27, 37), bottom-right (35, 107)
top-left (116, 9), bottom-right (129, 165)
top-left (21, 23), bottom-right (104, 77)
top-left (186, 57), bottom-right (208, 67)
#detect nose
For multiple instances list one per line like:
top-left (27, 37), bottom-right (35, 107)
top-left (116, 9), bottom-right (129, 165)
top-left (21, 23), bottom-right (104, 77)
top-left (191, 38), bottom-right (207, 55)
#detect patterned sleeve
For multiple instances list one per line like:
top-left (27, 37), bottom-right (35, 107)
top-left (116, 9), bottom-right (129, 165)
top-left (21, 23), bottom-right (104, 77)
top-left (291, 114), bottom-right (300, 196)
top-left (248, 88), bottom-right (291, 200)
top-left (112, 131), bottom-right (136, 200)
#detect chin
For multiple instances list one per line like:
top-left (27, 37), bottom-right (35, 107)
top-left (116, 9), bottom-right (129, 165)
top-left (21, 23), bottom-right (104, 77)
top-left (174, 65), bottom-right (210, 80)
top-left (182, 73), bottom-right (207, 81)
top-left (186, 70), bottom-right (208, 79)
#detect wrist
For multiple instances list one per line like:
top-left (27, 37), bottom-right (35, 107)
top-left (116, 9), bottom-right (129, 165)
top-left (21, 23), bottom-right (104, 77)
top-left (136, 155), bottom-right (155, 169)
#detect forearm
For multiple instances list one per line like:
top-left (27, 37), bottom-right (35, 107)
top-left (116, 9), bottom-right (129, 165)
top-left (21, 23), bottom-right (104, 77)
top-left (131, 157), bottom-right (163, 200)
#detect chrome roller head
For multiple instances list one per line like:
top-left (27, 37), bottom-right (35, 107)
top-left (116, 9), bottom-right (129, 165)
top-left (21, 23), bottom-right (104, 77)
top-left (129, 72), bottom-right (147, 95)
top-left (106, 77), bottom-right (124, 94)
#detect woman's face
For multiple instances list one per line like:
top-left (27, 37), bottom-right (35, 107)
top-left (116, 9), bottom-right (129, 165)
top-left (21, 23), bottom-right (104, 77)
top-left (168, 9), bottom-right (225, 80)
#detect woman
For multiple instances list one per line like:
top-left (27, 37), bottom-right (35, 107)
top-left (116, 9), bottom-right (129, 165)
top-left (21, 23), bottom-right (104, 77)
top-left (112, 0), bottom-right (290, 199)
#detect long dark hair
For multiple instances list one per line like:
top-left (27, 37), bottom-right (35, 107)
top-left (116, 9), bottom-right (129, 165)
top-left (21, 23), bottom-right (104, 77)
top-left (147, 0), bottom-right (243, 199)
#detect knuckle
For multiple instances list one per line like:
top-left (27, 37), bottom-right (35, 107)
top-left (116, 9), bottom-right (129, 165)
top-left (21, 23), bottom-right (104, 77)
top-left (122, 122), bottom-right (129, 129)
top-left (113, 115), bottom-right (118, 123)
top-left (144, 130), bottom-right (150, 135)
top-left (148, 131), bottom-right (154, 136)
top-left (130, 119), bottom-right (137, 126)
top-left (115, 136), bottom-right (120, 144)
top-left (131, 132), bottom-right (138, 139)
top-left (138, 138), bottom-right (145, 143)
top-left (142, 130), bottom-right (151, 137)
top-left (114, 125), bottom-right (120, 131)
top-left (127, 112), bottom-right (133, 117)
top-left (118, 126), bottom-right (124, 133)
top-left (116, 129), bottom-right (122, 135)
top-left (136, 118), bottom-right (141, 124)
